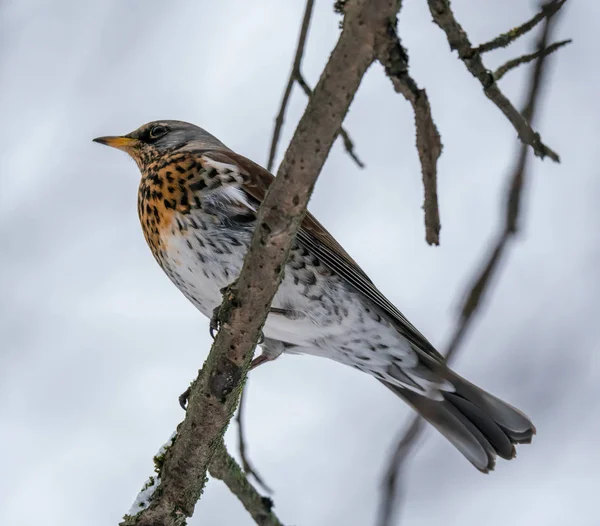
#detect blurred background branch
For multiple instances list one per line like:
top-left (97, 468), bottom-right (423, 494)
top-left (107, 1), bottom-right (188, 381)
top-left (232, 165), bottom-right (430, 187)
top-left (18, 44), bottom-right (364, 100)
top-left (379, 3), bottom-right (568, 525)
top-left (236, 383), bottom-right (273, 494)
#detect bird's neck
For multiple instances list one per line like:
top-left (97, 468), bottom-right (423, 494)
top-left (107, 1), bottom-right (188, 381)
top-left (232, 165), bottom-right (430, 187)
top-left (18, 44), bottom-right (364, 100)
top-left (137, 152), bottom-right (202, 259)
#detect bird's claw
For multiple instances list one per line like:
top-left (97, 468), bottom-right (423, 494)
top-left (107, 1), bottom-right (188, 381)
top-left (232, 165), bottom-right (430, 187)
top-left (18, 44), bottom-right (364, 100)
top-left (257, 331), bottom-right (265, 345)
top-left (209, 306), bottom-right (221, 339)
top-left (179, 387), bottom-right (191, 410)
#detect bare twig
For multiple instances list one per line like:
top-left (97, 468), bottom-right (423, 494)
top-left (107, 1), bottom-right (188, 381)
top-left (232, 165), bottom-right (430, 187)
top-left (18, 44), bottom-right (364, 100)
top-left (427, 0), bottom-right (564, 162)
top-left (267, 0), bottom-right (364, 172)
top-left (210, 444), bottom-right (283, 526)
top-left (236, 384), bottom-right (273, 494)
top-left (120, 2), bottom-right (401, 524)
top-left (267, 0), bottom-right (314, 172)
top-left (376, 15), bottom-right (442, 245)
top-left (494, 39), bottom-right (571, 81)
top-left (378, 4), bottom-right (564, 525)
top-left (475, 0), bottom-right (567, 53)
top-left (337, 127), bottom-right (365, 168)
top-left (377, 417), bottom-right (426, 526)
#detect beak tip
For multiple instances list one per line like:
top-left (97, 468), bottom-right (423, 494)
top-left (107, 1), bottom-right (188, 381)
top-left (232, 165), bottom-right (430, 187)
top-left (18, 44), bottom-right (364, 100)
top-left (92, 135), bottom-right (136, 149)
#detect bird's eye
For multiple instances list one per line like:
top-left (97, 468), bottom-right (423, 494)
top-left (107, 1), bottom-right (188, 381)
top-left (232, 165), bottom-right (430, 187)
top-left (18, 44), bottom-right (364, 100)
top-left (149, 125), bottom-right (168, 139)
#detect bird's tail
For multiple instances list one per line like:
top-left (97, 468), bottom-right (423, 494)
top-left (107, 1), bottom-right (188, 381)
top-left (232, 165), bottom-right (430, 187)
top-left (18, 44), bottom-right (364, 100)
top-left (384, 368), bottom-right (535, 472)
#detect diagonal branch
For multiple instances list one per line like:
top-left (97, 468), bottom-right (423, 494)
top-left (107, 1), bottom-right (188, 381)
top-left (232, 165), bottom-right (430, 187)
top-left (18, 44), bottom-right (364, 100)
top-left (376, 14), bottom-right (442, 246)
top-left (119, 2), bottom-right (402, 525)
top-left (427, 0), bottom-right (564, 162)
top-left (475, 0), bottom-right (567, 53)
top-left (494, 39), bottom-right (571, 81)
top-left (209, 444), bottom-right (283, 526)
top-left (378, 3), bottom-right (565, 525)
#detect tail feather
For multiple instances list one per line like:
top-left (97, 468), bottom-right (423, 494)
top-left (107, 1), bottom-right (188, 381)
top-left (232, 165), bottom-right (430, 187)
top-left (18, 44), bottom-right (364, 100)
top-left (384, 371), bottom-right (535, 472)
top-left (445, 392), bottom-right (515, 460)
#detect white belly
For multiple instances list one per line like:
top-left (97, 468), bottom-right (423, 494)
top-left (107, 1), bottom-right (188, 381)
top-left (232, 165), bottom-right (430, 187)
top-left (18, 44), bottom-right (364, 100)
top-left (158, 212), bottom-right (422, 387)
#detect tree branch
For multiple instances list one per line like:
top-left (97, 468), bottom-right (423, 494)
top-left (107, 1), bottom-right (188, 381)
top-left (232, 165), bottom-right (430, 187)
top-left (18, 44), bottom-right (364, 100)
top-left (427, 0), bottom-right (564, 162)
top-left (120, 1), bottom-right (402, 524)
top-left (378, 3), bottom-right (565, 524)
top-left (209, 444), bottom-right (283, 526)
top-left (475, 0), bottom-right (567, 53)
top-left (376, 12), bottom-right (442, 245)
top-left (494, 39), bottom-right (571, 82)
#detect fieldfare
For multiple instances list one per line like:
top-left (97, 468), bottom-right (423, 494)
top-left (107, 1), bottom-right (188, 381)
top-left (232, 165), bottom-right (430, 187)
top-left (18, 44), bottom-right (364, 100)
top-left (94, 120), bottom-right (535, 472)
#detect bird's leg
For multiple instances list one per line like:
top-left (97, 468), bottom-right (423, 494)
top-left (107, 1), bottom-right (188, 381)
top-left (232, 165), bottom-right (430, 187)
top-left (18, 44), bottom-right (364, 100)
top-left (250, 337), bottom-right (292, 370)
top-left (179, 354), bottom-right (268, 410)
top-left (253, 307), bottom-right (295, 344)
top-left (250, 353), bottom-right (275, 369)
top-left (178, 342), bottom-right (270, 411)
top-left (209, 304), bottom-right (266, 343)
top-left (183, 305), bottom-right (285, 410)
top-left (209, 291), bottom-right (291, 341)
top-left (209, 305), bottom-right (221, 339)
top-left (209, 282), bottom-right (245, 339)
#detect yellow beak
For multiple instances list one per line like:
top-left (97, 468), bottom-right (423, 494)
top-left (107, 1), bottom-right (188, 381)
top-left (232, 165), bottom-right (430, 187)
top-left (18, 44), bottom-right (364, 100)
top-left (93, 136), bottom-right (139, 151)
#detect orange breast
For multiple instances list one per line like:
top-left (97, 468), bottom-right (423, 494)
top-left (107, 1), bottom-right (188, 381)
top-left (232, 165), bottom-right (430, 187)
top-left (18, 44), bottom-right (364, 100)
top-left (136, 150), bottom-right (247, 264)
top-left (137, 156), bottom-right (200, 261)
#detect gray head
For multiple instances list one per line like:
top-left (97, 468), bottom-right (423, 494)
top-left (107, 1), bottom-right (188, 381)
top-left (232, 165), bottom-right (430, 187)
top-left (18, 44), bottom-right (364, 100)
top-left (93, 120), bottom-right (229, 169)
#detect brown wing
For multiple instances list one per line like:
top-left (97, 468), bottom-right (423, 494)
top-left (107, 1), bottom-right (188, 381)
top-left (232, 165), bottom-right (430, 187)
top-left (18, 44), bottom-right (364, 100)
top-left (201, 148), bottom-right (444, 362)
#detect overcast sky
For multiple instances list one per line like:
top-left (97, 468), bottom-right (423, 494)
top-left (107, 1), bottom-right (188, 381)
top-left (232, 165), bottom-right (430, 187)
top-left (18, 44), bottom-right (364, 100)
top-left (1, 1), bottom-right (598, 525)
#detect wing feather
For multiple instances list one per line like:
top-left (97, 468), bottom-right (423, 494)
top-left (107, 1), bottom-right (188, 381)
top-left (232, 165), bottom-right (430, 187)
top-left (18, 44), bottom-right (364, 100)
top-left (197, 148), bottom-right (444, 362)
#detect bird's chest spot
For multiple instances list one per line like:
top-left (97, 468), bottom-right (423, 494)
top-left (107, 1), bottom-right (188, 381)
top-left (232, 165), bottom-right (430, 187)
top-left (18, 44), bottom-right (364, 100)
top-left (137, 166), bottom-right (198, 257)
top-left (157, 212), bottom-right (251, 315)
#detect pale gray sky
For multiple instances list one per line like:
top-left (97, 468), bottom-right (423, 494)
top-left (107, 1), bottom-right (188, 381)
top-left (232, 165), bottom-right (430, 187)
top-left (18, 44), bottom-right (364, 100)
top-left (1, 1), bottom-right (598, 525)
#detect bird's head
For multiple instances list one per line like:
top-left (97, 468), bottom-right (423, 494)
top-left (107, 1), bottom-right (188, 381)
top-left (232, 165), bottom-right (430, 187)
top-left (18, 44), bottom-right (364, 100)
top-left (93, 120), bottom-right (228, 170)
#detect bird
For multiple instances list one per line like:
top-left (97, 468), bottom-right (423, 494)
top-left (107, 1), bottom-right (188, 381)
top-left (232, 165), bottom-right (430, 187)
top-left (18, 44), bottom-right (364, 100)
top-left (94, 119), bottom-right (535, 472)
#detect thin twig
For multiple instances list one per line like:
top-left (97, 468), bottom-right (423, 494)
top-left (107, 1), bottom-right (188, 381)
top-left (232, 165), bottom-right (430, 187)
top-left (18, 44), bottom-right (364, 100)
top-left (378, 4), bottom-right (564, 524)
top-left (427, 0), bottom-right (564, 162)
top-left (236, 384), bottom-right (273, 494)
top-left (120, 1), bottom-right (400, 524)
top-left (376, 17), bottom-right (442, 245)
top-left (494, 39), bottom-right (571, 81)
top-left (267, 0), bottom-right (315, 172)
top-left (210, 444), bottom-right (283, 526)
top-left (267, 0), bottom-right (364, 171)
top-left (337, 128), bottom-right (365, 168)
top-left (475, 0), bottom-right (567, 53)
top-left (377, 417), bottom-right (425, 526)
